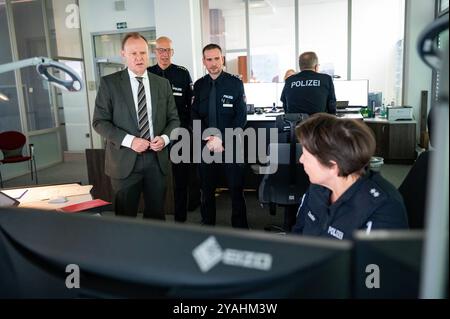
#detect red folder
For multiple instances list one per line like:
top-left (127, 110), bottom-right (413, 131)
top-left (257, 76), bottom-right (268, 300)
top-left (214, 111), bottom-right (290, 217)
top-left (59, 199), bottom-right (111, 213)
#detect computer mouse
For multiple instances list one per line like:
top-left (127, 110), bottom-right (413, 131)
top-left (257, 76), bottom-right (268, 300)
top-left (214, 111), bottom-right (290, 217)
top-left (48, 196), bottom-right (68, 204)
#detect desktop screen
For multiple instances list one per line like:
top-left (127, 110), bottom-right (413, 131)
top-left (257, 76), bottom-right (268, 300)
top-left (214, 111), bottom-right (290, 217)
top-left (333, 79), bottom-right (369, 107)
top-left (0, 207), bottom-right (352, 298)
top-left (244, 83), bottom-right (279, 108)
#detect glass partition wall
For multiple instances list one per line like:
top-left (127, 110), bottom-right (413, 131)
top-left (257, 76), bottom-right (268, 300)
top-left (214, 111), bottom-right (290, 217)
top-left (203, 0), bottom-right (406, 106)
top-left (0, 0), bottom-right (88, 185)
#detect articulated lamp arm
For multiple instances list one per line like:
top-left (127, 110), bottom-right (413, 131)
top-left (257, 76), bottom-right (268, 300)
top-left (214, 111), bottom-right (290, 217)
top-left (0, 57), bottom-right (82, 92)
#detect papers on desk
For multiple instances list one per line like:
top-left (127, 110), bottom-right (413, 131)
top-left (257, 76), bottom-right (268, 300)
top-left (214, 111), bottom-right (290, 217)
top-left (3, 188), bottom-right (28, 199)
top-left (2, 184), bottom-right (93, 204)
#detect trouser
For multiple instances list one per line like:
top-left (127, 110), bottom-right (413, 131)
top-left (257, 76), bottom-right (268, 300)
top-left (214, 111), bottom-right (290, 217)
top-left (284, 205), bottom-right (299, 232)
top-left (170, 129), bottom-right (200, 221)
top-left (110, 151), bottom-right (166, 220)
top-left (198, 162), bottom-right (248, 229)
top-left (172, 161), bottom-right (200, 221)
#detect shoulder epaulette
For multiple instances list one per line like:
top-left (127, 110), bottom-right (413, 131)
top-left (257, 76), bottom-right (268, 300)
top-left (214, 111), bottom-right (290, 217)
top-left (176, 65), bottom-right (189, 72)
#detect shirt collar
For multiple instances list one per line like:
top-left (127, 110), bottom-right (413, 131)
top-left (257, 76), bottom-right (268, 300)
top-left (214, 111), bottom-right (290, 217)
top-left (127, 68), bottom-right (148, 81)
top-left (208, 71), bottom-right (224, 85)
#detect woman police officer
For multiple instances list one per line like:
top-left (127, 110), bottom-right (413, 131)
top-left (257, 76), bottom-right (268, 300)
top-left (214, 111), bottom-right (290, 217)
top-left (292, 113), bottom-right (408, 240)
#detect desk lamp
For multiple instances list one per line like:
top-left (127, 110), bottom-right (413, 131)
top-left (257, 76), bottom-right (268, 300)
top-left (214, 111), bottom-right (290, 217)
top-left (0, 57), bottom-right (83, 96)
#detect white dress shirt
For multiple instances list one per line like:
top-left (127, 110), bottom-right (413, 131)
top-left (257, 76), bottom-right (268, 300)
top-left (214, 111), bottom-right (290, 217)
top-left (121, 69), bottom-right (169, 148)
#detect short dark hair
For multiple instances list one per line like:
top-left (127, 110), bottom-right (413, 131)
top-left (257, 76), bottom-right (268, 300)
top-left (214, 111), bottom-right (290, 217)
top-left (299, 52), bottom-right (318, 71)
top-left (121, 32), bottom-right (148, 50)
top-left (202, 43), bottom-right (222, 57)
top-left (296, 113), bottom-right (375, 177)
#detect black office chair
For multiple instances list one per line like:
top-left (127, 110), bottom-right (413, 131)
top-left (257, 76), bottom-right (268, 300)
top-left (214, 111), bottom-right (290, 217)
top-left (398, 107), bottom-right (435, 229)
top-left (398, 151), bottom-right (430, 229)
top-left (258, 113), bottom-right (310, 232)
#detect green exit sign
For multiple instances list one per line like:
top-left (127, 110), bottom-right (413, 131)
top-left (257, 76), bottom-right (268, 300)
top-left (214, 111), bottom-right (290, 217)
top-left (116, 22), bottom-right (127, 29)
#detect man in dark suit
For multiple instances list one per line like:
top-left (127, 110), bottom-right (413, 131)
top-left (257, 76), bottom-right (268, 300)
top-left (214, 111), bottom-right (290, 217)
top-left (93, 32), bottom-right (180, 220)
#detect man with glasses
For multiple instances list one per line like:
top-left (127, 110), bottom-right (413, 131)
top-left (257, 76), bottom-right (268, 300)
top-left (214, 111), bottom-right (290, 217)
top-left (148, 36), bottom-right (200, 223)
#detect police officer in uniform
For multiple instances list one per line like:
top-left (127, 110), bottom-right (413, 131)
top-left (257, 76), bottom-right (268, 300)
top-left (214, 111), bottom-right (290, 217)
top-left (281, 52), bottom-right (337, 232)
top-left (148, 36), bottom-right (200, 222)
top-left (292, 114), bottom-right (408, 239)
top-left (281, 51), bottom-right (336, 115)
top-left (192, 44), bottom-right (248, 228)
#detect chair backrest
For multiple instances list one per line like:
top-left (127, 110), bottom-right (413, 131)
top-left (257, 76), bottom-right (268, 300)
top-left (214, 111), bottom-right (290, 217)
top-left (0, 131), bottom-right (26, 158)
top-left (259, 143), bottom-right (310, 206)
top-left (398, 151), bottom-right (431, 229)
top-left (0, 131), bottom-right (26, 150)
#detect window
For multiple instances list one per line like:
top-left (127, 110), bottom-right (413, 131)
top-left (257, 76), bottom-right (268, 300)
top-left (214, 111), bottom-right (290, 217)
top-left (208, 0), bottom-right (247, 79)
top-left (201, 0), bottom-right (406, 103)
top-left (249, 0), bottom-right (296, 83)
top-left (0, 2), bottom-right (22, 132)
top-left (11, 0), bottom-right (55, 131)
top-left (299, 0), bottom-right (348, 79)
top-left (351, 0), bottom-right (405, 105)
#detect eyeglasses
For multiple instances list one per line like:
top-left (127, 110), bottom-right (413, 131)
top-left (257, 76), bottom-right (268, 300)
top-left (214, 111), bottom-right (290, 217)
top-left (155, 48), bottom-right (173, 54)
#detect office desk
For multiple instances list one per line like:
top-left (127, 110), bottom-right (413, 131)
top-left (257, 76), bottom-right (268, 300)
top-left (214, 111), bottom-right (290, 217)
top-left (2, 183), bottom-right (93, 210)
top-left (364, 117), bottom-right (417, 163)
top-left (247, 112), bottom-right (364, 122)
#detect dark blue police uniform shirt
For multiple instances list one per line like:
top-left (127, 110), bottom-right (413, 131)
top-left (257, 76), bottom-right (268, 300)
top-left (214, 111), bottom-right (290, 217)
top-left (281, 70), bottom-right (336, 115)
top-left (148, 63), bottom-right (193, 127)
top-left (191, 71), bottom-right (247, 135)
top-left (292, 170), bottom-right (409, 240)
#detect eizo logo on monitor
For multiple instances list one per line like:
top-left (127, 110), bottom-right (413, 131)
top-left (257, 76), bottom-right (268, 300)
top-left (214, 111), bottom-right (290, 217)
top-left (192, 236), bottom-right (273, 273)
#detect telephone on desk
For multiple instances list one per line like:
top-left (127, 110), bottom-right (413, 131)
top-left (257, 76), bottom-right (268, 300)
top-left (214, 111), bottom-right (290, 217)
top-left (268, 103), bottom-right (280, 113)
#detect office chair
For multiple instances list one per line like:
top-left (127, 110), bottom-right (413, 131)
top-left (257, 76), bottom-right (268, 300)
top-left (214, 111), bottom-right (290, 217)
top-left (258, 113), bottom-right (310, 232)
top-left (398, 151), bottom-right (430, 229)
top-left (0, 131), bottom-right (38, 188)
top-left (398, 107), bottom-right (435, 229)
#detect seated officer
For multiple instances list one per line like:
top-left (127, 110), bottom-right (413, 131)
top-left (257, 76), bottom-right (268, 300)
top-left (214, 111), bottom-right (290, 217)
top-left (281, 52), bottom-right (336, 115)
top-left (292, 114), bottom-right (408, 240)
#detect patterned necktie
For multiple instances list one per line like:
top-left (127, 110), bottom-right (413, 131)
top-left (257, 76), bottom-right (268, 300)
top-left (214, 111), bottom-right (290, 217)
top-left (136, 77), bottom-right (150, 140)
top-left (208, 80), bottom-right (217, 128)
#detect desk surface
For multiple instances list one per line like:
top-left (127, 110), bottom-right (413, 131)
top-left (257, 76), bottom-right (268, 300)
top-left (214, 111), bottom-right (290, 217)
top-left (247, 112), bottom-right (363, 121)
top-left (364, 117), bottom-right (417, 124)
top-left (2, 184), bottom-right (93, 210)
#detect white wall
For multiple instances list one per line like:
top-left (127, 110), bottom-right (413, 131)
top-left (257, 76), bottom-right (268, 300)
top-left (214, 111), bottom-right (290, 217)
top-left (78, 0), bottom-right (156, 148)
top-left (153, 0), bottom-right (204, 81)
top-left (403, 0), bottom-right (435, 137)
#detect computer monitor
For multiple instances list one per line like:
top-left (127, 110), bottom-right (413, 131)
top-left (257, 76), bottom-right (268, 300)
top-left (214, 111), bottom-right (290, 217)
top-left (352, 230), bottom-right (423, 299)
top-left (276, 82), bottom-right (286, 107)
top-left (333, 80), bottom-right (369, 107)
top-left (0, 207), bottom-right (352, 298)
top-left (244, 83), bottom-right (278, 109)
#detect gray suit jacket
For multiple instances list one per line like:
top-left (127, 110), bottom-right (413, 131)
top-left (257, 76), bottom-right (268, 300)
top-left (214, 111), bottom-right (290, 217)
top-left (92, 69), bottom-right (180, 179)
